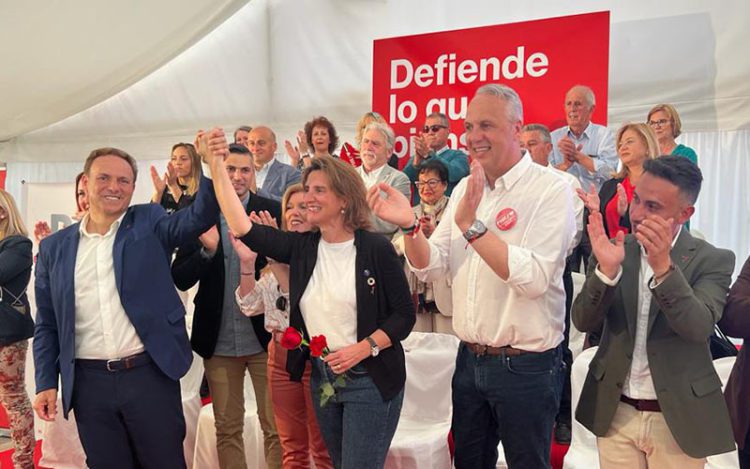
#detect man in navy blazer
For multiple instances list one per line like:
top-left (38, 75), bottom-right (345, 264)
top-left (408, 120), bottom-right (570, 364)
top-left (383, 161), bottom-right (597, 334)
top-left (249, 125), bottom-right (301, 201)
top-left (33, 135), bottom-right (227, 468)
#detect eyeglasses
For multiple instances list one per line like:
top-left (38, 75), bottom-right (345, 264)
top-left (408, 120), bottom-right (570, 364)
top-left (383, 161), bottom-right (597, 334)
top-left (415, 179), bottom-right (444, 190)
top-left (423, 125), bottom-right (448, 133)
top-left (648, 119), bottom-right (670, 127)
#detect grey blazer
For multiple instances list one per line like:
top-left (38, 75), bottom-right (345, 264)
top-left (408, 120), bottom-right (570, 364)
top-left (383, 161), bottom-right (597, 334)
top-left (357, 164), bottom-right (411, 238)
top-left (572, 230), bottom-right (736, 458)
top-left (260, 159), bottom-right (301, 202)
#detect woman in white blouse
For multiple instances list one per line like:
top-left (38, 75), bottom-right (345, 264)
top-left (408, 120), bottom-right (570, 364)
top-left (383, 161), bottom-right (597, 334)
top-left (230, 183), bottom-right (332, 469)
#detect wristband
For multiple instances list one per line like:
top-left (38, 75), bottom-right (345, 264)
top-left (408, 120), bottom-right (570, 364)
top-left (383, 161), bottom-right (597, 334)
top-left (400, 216), bottom-right (421, 238)
top-left (240, 271), bottom-right (255, 276)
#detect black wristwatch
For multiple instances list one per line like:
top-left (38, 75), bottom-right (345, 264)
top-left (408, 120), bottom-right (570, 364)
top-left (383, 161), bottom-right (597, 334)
top-left (462, 220), bottom-right (488, 243)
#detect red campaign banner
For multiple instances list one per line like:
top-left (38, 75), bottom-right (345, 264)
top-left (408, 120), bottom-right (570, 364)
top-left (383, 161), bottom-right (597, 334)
top-left (372, 11), bottom-right (610, 166)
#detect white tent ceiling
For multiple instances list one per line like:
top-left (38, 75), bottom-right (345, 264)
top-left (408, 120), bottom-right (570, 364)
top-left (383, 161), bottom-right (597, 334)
top-left (0, 0), bottom-right (247, 143)
top-left (2, 0), bottom-right (750, 164)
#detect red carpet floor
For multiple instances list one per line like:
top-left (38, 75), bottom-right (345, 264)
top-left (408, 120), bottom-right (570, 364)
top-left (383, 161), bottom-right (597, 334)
top-left (0, 438), bottom-right (569, 469)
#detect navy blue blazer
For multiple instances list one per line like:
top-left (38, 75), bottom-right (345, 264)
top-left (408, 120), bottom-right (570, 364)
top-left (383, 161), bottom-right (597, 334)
top-left (33, 176), bottom-right (219, 417)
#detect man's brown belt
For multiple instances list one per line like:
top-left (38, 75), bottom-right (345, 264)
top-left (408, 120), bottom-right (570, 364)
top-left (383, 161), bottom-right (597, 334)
top-left (463, 342), bottom-right (529, 357)
top-left (620, 394), bottom-right (661, 412)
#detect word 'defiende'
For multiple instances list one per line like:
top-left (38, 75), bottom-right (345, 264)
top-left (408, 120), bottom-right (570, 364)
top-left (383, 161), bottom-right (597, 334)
top-left (389, 46), bottom-right (549, 90)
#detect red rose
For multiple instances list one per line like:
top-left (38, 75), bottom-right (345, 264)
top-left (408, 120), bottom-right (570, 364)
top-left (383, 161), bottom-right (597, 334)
top-left (280, 327), bottom-right (303, 350)
top-left (309, 335), bottom-right (328, 358)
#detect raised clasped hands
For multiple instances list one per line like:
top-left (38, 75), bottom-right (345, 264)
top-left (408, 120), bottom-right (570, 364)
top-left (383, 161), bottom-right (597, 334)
top-left (195, 128), bottom-right (228, 165)
top-left (366, 183), bottom-right (415, 229)
top-left (634, 215), bottom-right (675, 277)
top-left (587, 210), bottom-right (625, 280)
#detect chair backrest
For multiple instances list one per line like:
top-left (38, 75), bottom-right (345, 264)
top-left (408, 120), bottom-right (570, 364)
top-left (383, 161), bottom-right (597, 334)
top-left (399, 331), bottom-right (460, 423)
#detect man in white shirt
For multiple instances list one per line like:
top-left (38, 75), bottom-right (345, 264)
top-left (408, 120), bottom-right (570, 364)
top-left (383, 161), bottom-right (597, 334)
top-left (370, 84), bottom-right (575, 468)
top-left (33, 134), bottom-right (228, 468)
top-left (550, 85), bottom-right (617, 272)
top-left (356, 122), bottom-right (410, 239)
top-left (521, 123), bottom-right (583, 444)
top-left (573, 156), bottom-right (735, 467)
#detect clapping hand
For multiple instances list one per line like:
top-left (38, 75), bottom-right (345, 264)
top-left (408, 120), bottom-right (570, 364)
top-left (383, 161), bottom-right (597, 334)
top-left (634, 215), bottom-right (674, 277)
top-left (150, 165), bottom-right (167, 194)
top-left (367, 183), bottom-right (414, 229)
top-left (576, 183), bottom-right (600, 213)
top-left (249, 210), bottom-right (279, 229)
top-left (587, 211), bottom-right (625, 279)
top-left (454, 160), bottom-right (485, 232)
top-left (34, 221), bottom-right (52, 243)
top-left (615, 183), bottom-right (629, 217)
top-left (284, 140), bottom-right (301, 167)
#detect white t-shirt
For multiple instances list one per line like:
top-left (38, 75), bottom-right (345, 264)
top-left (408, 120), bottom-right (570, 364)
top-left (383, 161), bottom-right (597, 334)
top-left (300, 238), bottom-right (358, 350)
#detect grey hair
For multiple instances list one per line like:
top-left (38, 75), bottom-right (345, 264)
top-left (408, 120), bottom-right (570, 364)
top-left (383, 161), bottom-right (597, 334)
top-left (363, 122), bottom-right (396, 151)
top-left (475, 83), bottom-right (524, 123)
top-left (568, 85), bottom-right (596, 107)
top-left (521, 123), bottom-right (551, 143)
top-left (426, 112), bottom-right (450, 127)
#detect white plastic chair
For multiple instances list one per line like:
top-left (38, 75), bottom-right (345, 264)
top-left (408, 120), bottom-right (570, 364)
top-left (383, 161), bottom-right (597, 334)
top-left (191, 373), bottom-right (266, 469)
top-left (385, 331), bottom-right (460, 469)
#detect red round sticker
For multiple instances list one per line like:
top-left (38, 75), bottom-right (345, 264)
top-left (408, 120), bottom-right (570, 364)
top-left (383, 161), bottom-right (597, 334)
top-left (495, 208), bottom-right (517, 231)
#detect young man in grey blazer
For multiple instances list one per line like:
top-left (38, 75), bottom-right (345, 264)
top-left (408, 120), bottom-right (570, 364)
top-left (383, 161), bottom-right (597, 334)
top-left (573, 156), bottom-right (735, 467)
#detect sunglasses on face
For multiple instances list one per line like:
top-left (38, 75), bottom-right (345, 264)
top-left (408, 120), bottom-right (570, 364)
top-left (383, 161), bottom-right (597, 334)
top-left (423, 125), bottom-right (448, 133)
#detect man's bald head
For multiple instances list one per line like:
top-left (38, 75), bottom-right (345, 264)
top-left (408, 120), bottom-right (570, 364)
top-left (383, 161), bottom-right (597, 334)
top-left (247, 126), bottom-right (278, 167)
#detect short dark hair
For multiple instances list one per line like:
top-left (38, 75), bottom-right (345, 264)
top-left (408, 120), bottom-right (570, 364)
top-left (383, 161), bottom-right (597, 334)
top-left (304, 116), bottom-right (339, 154)
top-left (417, 159), bottom-right (449, 183)
top-left (83, 147), bottom-right (138, 181)
top-left (228, 143), bottom-right (252, 157)
top-left (643, 156), bottom-right (702, 204)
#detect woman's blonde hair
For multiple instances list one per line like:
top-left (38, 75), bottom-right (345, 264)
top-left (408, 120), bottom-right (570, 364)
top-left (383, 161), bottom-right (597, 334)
top-left (647, 103), bottom-right (683, 138)
top-left (280, 183), bottom-right (306, 231)
top-left (613, 123), bottom-right (659, 179)
top-left (302, 156), bottom-right (372, 232)
top-left (355, 112), bottom-right (386, 148)
top-left (0, 189), bottom-right (28, 239)
top-left (171, 143), bottom-right (203, 196)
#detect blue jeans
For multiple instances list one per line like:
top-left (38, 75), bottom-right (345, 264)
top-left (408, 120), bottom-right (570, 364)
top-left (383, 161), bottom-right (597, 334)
top-left (310, 358), bottom-right (403, 469)
top-left (452, 343), bottom-right (563, 469)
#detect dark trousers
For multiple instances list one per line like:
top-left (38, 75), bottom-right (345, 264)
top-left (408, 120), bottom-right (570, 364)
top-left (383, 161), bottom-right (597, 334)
top-left (556, 258), bottom-right (574, 426)
top-left (571, 208), bottom-right (592, 274)
top-left (451, 344), bottom-right (563, 469)
top-left (72, 359), bottom-right (187, 469)
top-left (740, 431), bottom-right (750, 469)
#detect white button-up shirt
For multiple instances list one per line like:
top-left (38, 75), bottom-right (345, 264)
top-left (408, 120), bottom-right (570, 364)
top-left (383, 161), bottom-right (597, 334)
top-left (255, 157), bottom-right (274, 189)
top-left (409, 154), bottom-right (575, 351)
top-left (595, 230), bottom-right (682, 400)
top-left (74, 214), bottom-right (145, 359)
